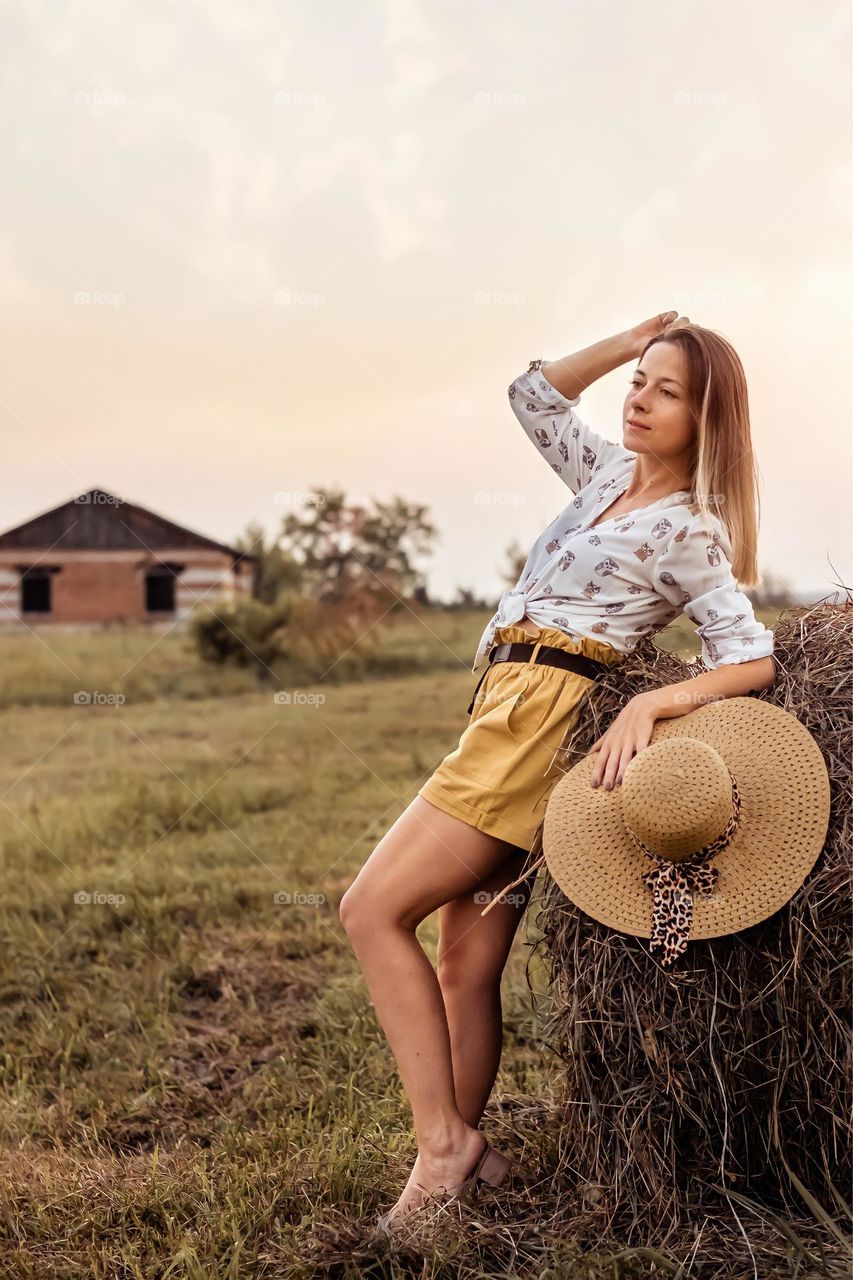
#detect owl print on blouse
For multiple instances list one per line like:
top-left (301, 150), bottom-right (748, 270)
top-left (707, 531), bottom-right (723, 566)
top-left (659, 524), bottom-right (728, 610)
top-left (657, 567), bottom-right (692, 606)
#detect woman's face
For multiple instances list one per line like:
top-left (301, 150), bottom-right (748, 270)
top-left (622, 340), bottom-right (695, 460)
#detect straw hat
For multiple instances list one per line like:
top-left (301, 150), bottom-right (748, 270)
top-left (483, 697), bottom-right (831, 967)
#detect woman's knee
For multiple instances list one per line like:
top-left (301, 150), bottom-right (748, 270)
top-left (339, 881), bottom-right (375, 940)
top-left (436, 880), bottom-right (531, 993)
top-left (437, 947), bottom-right (505, 997)
top-left (436, 917), bottom-right (511, 994)
top-left (339, 874), bottom-right (415, 941)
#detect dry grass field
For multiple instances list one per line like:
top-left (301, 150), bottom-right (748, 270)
top-left (2, 604), bottom-right (804, 1279)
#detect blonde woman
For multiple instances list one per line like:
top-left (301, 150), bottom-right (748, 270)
top-left (340, 312), bottom-right (776, 1230)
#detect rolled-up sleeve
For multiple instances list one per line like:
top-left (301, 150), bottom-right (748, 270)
top-left (652, 514), bottom-right (774, 670)
top-left (508, 359), bottom-right (630, 493)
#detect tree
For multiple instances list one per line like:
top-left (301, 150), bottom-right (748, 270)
top-left (751, 569), bottom-right (796, 609)
top-left (279, 486), bottom-right (437, 603)
top-left (236, 521), bottom-right (303, 604)
top-left (500, 536), bottom-right (528, 588)
top-left (449, 585), bottom-right (492, 610)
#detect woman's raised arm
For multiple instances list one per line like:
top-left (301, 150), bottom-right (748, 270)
top-left (541, 311), bottom-right (688, 398)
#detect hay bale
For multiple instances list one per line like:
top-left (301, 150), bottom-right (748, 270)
top-left (526, 597), bottom-right (852, 1241)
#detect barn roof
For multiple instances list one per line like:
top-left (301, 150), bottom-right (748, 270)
top-left (0, 489), bottom-right (254, 559)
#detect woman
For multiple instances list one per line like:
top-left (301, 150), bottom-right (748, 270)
top-left (339, 311), bottom-right (776, 1228)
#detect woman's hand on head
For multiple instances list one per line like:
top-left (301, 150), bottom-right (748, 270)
top-left (629, 310), bottom-right (691, 357)
top-left (587, 692), bottom-right (659, 789)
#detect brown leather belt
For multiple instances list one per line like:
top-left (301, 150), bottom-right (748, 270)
top-left (467, 641), bottom-right (612, 716)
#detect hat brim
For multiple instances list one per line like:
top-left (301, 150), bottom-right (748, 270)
top-left (542, 697), bottom-right (831, 939)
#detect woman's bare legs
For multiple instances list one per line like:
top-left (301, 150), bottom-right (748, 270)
top-left (383, 852), bottom-right (536, 1217)
top-left (339, 795), bottom-right (533, 1220)
top-left (437, 855), bottom-right (536, 1127)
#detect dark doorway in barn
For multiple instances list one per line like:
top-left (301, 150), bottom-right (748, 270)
top-left (20, 568), bottom-right (54, 613)
top-left (144, 564), bottom-right (182, 613)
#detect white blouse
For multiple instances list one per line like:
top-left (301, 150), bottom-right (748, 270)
top-left (472, 360), bottom-right (775, 675)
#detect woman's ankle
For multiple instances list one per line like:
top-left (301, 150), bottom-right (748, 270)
top-left (417, 1116), bottom-right (480, 1158)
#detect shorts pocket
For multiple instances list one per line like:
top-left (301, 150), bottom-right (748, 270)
top-left (471, 666), bottom-right (533, 741)
top-left (524, 667), bottom-right (592, 741)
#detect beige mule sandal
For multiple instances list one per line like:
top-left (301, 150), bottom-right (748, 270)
top-left (375, 1139), bottom-right (512, 1234)
top-left (451, 1139), bottom-right (512, 1204)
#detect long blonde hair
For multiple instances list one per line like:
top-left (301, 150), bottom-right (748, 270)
top-left (639, 324), bottom-right (764, 586)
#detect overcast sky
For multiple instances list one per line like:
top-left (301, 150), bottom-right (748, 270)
top-left (1, 0), bottom-right (850, 603)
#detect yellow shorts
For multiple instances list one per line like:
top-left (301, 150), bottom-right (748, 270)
top-left (418, 624), bottom-right (625, 852)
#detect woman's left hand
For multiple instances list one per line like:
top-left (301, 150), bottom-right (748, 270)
top-left (588, 692), bottom-right (659, 789)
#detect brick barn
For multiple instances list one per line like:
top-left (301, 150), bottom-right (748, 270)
top-left (0, 489), bottom-right (253, 627)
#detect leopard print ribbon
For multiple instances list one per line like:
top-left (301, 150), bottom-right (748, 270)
top-left (631, 768), bottom-right (742, 967)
